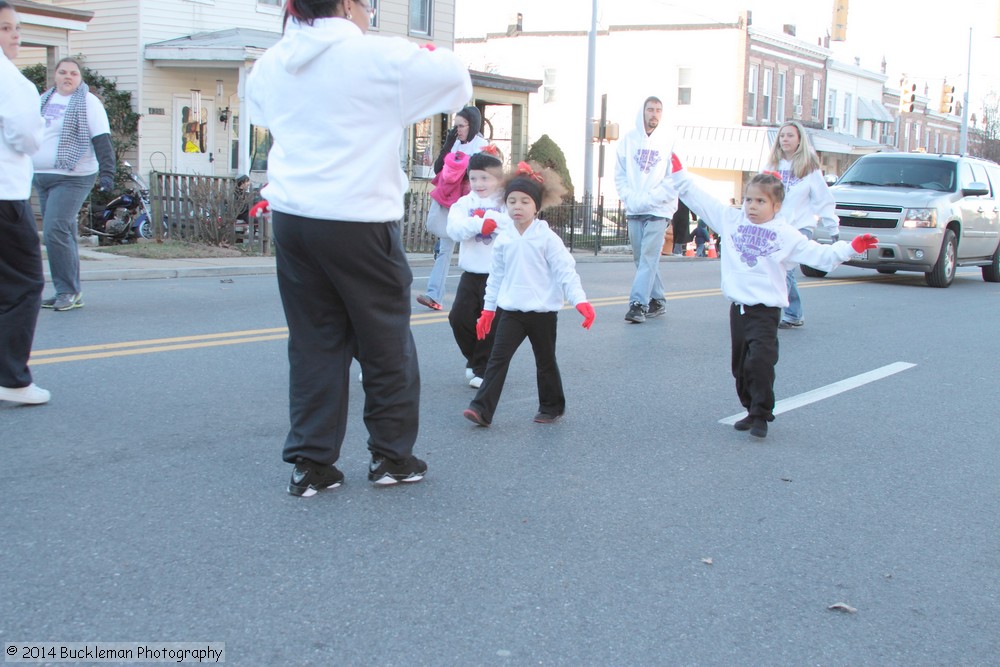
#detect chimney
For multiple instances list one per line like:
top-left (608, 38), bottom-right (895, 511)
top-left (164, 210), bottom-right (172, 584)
top-left (507, 12), bottom-right (522, 36)
top-left (783, 24), bottom-right (796, 36)
top-left (881, 56), bottom-right (887, 74)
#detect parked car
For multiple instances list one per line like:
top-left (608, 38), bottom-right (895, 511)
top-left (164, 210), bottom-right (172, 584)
top-left (808, 152), bottom-right (1000, 287)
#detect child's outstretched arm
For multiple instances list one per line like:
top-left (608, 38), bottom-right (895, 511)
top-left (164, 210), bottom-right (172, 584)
top-left (670, 155), bottom-right (739, 234)
top-left (787, 231), bottom-right (878, 273)
top-left (446, 199), bottom-right (497, 241)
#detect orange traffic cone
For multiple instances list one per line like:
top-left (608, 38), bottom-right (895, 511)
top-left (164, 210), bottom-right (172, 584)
top-left (684, 242), bottom-right (695, 257)
top-left (707, 243), bottom-right (718, 259)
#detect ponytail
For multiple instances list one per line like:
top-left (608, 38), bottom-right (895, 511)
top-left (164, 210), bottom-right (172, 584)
top-left (283, 0), bottom-right (341, 31)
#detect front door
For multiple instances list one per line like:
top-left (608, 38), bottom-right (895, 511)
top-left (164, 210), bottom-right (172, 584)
top-left (173, 96), bottom-right (215, 175)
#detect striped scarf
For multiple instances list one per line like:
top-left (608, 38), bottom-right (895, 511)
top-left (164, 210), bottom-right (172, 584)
top-left (40, 82), bottom-right (91, 171)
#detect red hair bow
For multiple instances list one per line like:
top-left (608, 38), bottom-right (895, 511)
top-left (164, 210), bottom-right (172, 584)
top-left (482, 144), bottom-right (500, 157)
top-left (763, 170), bottom-right (781, 179)
top-left (516, 161), bottom-right (544, 183)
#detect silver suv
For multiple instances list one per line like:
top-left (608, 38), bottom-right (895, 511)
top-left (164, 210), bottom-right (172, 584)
top-left (821, 152), bottom-right (1000, 287)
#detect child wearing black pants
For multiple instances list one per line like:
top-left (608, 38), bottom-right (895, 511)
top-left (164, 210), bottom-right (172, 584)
top-left (463, 162), bottom-right (595, 426)
top-left (672, 162), bottom-right (878, 438)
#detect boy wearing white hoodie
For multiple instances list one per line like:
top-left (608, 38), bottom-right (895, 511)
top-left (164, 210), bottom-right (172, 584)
top-left (445, 147), bottom-right (507, 389)
top-left (614, 95), bottom-right (679, 323)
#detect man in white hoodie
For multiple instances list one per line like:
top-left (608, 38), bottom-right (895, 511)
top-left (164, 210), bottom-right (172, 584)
top-left (0, 0), bottom-right (49, 406)
top-left (614, 96), bottom-right (679, 323)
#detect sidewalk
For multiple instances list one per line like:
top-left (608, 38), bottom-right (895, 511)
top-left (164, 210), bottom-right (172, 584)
top-left (57, 244), bottom-right (703, 283)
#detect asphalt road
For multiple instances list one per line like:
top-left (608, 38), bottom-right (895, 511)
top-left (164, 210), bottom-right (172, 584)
top-left (3, 258), bottom-right (998, 666)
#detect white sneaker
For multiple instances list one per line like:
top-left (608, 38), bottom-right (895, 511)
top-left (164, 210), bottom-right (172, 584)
top-left (0, 383), bottom-right (51, 405)
top-left (465, 368), bottom-right (475, 381)
top-left (469, 376), bottom-right (483, 389)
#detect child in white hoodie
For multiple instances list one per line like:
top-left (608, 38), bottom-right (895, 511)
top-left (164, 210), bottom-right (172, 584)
top-left (671, 158), bottom-right (878, 438)
top-left (463, 162), bottom-right (596, 427)
top-left (445, 146), bottom-right (507, 389)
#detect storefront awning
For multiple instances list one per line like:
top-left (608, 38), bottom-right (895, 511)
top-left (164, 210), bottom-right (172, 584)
top-left (676, 126), bottom-right (771, 172)
top-left (856, 98), bottom-right (894, 123)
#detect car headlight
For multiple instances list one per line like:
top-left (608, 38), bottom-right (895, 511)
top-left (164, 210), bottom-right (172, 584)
top-left (901, 208), bottom-right (937, 228)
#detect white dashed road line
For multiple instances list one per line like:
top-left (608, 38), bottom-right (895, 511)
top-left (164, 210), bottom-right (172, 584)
top-left (719, 361), bottom-right (917, 424)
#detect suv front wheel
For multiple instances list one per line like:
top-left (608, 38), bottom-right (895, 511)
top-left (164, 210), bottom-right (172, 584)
top-left (925, 229), bottom-right (957, 288)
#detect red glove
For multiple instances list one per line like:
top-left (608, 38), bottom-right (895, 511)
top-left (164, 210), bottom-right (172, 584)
top-left (670, 153), bottom-right (683, 173)
top-left (249, 200), bottom-right (270, 217)
top-left (576, 302), bottom-right (595, 330)
top-left (473, 208), bottom-right (486, 218)
top-left (481, 218), bottom-right (497, 235)
top-left (851, 233), bottom-right (879, 253)
top-left (419, 43), bottom-right (436, 51)
top-left (476, 310), bottom-right (495, 340)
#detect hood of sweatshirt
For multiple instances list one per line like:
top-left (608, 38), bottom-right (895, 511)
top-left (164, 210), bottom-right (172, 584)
top-left (276, 18), bottom-right (360, 74)
top-left (632, 98), bottom-right (674, 149)
top-left (457, 106), bottom-right (482, 140)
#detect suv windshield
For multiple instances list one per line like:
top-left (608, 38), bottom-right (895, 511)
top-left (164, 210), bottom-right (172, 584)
top-left (839, 158), bottom-right (956, 192)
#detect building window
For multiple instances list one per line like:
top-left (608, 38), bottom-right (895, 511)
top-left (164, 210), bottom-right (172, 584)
top-left (256, 0), bottom-right (280, 4)
top-left (677, 67), bottom-right (693, 106)
top-left (410, 0), bottom-right (431, 36)
top-left (793, 74), bottom-right (803, 115)
top-left (762, 68), bottom-right (772, 122)
top-left (826, 89), bottom-right (837, 129)
top-left (249, 125), bottom-right (272, 172)
top-left (843, 93), bottom-right (852, 132)
top-left (543, 68), bottom-right (557, 104)
top-left (811, 78), bottom-right (820, 119)
top-left (410, 117), bottom-right (434, 178)
top-left (747, 66), bottom-right (758, 121)
top-left (368, 0), bottom-right (379, 28)
top-left (776, 71), bottom-right (786, 123)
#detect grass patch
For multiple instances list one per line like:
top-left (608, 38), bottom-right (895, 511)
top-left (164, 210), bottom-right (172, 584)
top-left (90, 240), bottom-right (249, 259)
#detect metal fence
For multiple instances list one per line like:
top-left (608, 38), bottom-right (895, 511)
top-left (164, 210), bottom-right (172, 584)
top-left (142, 174), bottom-right (628, 255)
top-left (401, 189), bottom-right (628, 254)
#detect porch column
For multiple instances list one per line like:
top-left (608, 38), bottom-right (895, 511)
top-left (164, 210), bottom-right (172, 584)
top-left (237, 62), bottom-right (252, 176)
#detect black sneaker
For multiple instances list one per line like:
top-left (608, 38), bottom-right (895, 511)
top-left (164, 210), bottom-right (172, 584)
top-left (750, 418), bottom-right (768, 438)
top-left (368, 453), bottom-right (427, 485)
top-left (647, 299), bottom-right (666, 318)
top-left (288, 457), bottom-right (344, 497)
top-left (533, 411), bottom-right (562, 424)
top-left (625, 301), bottom-right (646, 323)
top-left (733, 415), bottom-right (754, 431)
top-left (463, 407), bottom-right (490, 427)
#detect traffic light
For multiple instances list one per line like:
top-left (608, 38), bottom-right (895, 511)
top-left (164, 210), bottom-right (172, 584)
top-left (939, 81), bottom-right (955, 114)
top-left (899, 80), bottom-right (916, 114)
top-left (831, 0), bottom-right (849, 41)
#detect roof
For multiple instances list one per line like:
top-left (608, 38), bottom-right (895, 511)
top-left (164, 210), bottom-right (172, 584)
top-left (802, 127), bottom-right (884, 155)
top-left (145, 28), bottom-right (282, 64)
top-left (11, 0), bottom-right (93, 23)
top-left (470, 70), bottom-right (541, 94)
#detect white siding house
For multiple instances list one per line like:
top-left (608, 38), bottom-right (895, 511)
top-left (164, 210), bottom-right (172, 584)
top-left (22, 0), bottom-right (459, 179)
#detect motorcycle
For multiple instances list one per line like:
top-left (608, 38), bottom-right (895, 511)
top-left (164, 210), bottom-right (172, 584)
top-left (80, 161), bottom-right (167, 244)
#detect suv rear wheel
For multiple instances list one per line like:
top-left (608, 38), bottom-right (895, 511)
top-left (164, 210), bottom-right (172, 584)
top-left (925, 229), bottom-right (957, 288)
top-left (983, 241), bottom-right (1000, 283)
top-left (800, 265), bottom-right (827, 278)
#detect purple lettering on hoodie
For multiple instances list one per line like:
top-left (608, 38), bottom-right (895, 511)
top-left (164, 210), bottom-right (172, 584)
top-left (633, 148), bottom-right (662, 174)
top-left (734, 224), bottom-right (781, 267)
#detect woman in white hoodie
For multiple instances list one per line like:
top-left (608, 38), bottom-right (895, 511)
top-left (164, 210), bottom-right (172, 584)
top-left (763, 120), bottom-right (840, 328)
top-left (247, 0), bottom-right (471, 496)
top-left (0, 0), bottom-right (48, 406)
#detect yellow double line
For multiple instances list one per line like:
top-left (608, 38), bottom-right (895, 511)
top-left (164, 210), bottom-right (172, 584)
top-left (29, 280), bottom-right (876, 366)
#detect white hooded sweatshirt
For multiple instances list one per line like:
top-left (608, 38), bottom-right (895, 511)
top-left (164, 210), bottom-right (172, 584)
top-left (0, 52), bottom-right (43, 200)
top-left (247, 18), bottom-right (471, 222)
top-left (484, 219), bottom-right (587, 313)
top-left (614, 100), bottom-right (678, 219)
top-left (772, 158), bottom-right (840, 235)
top-left (445, 190), bottom-right (507, 274)
top-left (673, 170), bottom-right (857, 309)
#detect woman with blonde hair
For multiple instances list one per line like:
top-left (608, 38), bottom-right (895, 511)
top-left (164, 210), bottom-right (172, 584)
top-left (763, 120), bottom-right (839, 328)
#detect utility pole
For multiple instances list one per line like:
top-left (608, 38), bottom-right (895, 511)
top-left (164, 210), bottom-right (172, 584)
top-left (583, 0), bottom-right (597, 202)
top-left (960, 27), bottom-right (972, 153)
